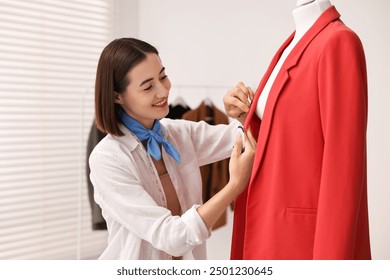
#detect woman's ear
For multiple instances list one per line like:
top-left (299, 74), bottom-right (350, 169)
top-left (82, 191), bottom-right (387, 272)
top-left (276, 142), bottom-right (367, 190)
top-left (113, 91), bottom-right (123, 104)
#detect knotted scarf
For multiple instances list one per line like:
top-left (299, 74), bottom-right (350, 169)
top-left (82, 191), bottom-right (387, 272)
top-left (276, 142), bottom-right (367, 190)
top-left (119, 110), bottom-right (180, 163)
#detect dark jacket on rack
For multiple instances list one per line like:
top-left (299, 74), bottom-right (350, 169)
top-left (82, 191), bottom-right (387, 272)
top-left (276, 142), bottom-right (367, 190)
top-left (167, 104), bottom-right (190, 119)
top-left (86, 121), bottom-right (107, 230)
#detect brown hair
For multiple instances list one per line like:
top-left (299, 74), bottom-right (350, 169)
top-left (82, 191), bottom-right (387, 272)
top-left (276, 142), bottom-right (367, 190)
top-left (94, 38), bottom-right (159, 136)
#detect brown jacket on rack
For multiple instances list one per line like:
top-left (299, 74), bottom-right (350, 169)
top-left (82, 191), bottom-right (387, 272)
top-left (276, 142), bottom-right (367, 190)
top-left (182, 101), bottom-right (231, 230)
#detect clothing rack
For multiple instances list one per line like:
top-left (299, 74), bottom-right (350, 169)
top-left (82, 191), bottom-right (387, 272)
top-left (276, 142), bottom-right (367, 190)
top-left (170, 85), bottom-right (231, 112)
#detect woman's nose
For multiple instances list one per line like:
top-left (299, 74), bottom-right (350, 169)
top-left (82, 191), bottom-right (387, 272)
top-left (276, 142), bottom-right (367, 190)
top-left (157, 82), bottom-right (170, 97)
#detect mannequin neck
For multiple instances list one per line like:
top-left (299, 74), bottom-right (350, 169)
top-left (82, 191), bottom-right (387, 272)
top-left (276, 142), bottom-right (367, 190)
top-left (293, 0), bottom-right (331, 39)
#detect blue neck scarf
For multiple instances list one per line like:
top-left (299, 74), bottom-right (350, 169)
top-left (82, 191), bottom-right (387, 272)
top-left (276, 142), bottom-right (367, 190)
top-left (119, 110), bottom-right (180, 164)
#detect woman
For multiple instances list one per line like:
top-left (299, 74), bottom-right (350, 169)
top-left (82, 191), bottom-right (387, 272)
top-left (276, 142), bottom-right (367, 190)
top-left (89, 38), bottom-right (256, 260)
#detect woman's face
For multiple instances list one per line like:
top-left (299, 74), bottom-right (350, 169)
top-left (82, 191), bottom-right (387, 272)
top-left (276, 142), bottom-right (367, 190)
top-left (115, 53), bottom-right (171, 129)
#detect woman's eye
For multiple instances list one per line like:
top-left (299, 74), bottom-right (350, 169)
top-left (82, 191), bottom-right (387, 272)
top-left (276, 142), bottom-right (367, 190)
top-left (161, 75), bottom-right (168, 80)
top-left (144, 85), bottom-right (152, 91)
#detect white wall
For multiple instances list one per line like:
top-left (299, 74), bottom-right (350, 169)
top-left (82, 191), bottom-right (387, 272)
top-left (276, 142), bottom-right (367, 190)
top-left (137, 0), bottom-right (297, 111)
top-left (113, 0), bottom-right (139, 39)
top-left (118, 0), bottom-right (390, 259)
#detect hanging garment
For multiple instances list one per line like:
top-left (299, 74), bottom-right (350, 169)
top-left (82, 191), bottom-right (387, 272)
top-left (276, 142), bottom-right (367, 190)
top-left (167, 104), bottom-right (190, 119)
top-left (86, 121), bottom-right (107, 230)
top-left (231, 6), bottom-right (371, 259)
top-left (182, 101), bottom-right (231, 230)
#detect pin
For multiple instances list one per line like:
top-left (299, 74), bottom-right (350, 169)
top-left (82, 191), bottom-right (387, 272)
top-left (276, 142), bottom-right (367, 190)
top-left (236, 126), bottom-right (245, 154)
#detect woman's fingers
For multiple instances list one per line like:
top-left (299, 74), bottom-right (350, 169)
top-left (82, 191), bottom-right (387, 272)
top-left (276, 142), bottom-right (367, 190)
top-left (232, 133), bottom-right (243, 158)
top-left (235, 82), bottom-right (253, 106)
top-left (229, 86), bottom-right (252, 112)
top-left (236, 82), bottom-right (251, 106)
top-left (224, 96), bottom-right (245, 118)
top-left (248, 87), bottom-right (255, 103)
top-left (224, 81), bottom-right (255, 119)
top-left (245, 128), bottom-right (257, 149)
top-left (237, 82), bottom-right (254, 104)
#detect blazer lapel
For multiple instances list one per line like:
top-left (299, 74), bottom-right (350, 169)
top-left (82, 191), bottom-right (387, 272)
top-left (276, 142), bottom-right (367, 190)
top-left (247, 6), bottom-right (341, 186)
top-left (244, 32), bottom-right (294, 131)
top-left (248, 70), bottom-right (290, 186)
top-left (281, 5), bottom-right (340, 73)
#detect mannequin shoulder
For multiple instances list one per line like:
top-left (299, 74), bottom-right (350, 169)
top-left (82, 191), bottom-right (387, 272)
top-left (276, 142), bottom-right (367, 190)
top-left (322, 20), bottom-right (363, 45)
top-left (315, 20), bottom-right (364, 58)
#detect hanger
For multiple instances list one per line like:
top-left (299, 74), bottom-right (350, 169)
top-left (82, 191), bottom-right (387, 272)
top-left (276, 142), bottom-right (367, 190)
top-left (171, 96), bottom-right (189, 108)
top-left (203, 97), bottom-right (213, 108)
top-left (203, 97), bottom-right (214, 123)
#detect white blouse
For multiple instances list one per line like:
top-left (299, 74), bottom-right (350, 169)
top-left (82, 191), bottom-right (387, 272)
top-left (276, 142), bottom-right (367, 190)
top-left (89, 118), bottom-right (239, 259)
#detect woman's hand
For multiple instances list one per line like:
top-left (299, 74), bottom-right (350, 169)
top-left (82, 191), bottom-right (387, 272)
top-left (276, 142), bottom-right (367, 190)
top-left (196, 127), bottom-right (256, 229)
top-left (228, 128), bottom-right (257, 195)
top-left (223, 82), bottom-right (255, 125)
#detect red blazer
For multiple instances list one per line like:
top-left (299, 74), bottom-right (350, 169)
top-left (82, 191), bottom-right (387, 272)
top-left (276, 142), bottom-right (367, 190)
top-left (231, 6), bottom-right (371, 260)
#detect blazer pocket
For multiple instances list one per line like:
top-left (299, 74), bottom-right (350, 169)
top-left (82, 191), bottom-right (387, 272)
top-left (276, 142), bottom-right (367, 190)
top-left (285, 207), bottom-right (317, 215)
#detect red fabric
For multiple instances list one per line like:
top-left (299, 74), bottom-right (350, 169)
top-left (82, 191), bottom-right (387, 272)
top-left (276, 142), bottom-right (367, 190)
top-left (231, 6), bottom-right (371, 260)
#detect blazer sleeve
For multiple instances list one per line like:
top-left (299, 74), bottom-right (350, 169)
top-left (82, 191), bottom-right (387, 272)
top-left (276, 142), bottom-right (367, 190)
top-left (314, 29), bottom-right (368, 259)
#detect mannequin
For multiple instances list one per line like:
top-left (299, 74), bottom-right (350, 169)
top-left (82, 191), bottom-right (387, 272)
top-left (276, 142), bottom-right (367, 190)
top-left (297, 0), bottom-right (330, 8)
top-left (256, 0), bottom-right (331, 119)
top-left (228, 1), bottom-right (371, 259)
top-left (297, 0), bottom-right (314, 4)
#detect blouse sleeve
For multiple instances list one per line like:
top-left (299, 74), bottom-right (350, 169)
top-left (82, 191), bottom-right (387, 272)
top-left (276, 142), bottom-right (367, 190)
top-left (184, 119), bottom-right (240, 166)
top-left (89, 151), bottom-right (210, 257)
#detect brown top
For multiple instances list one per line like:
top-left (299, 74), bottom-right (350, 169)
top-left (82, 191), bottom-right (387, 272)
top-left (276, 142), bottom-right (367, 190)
top-left (152, 156), bottom-right (182, 260)
top-left (159, 172), bottom-right (181, 217)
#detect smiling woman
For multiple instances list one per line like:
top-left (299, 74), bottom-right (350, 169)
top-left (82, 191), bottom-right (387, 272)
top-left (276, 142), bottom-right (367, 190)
top-left (89, 37), bottom-right (257, 260)
top-left (114, 54), bottom-right (171, 129)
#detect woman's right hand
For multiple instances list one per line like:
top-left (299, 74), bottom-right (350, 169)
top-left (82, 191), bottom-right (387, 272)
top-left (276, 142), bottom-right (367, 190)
top-left (223, 82), bottom-right (255, 125)
top-left (228, 128), bottom-right (257, 195)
